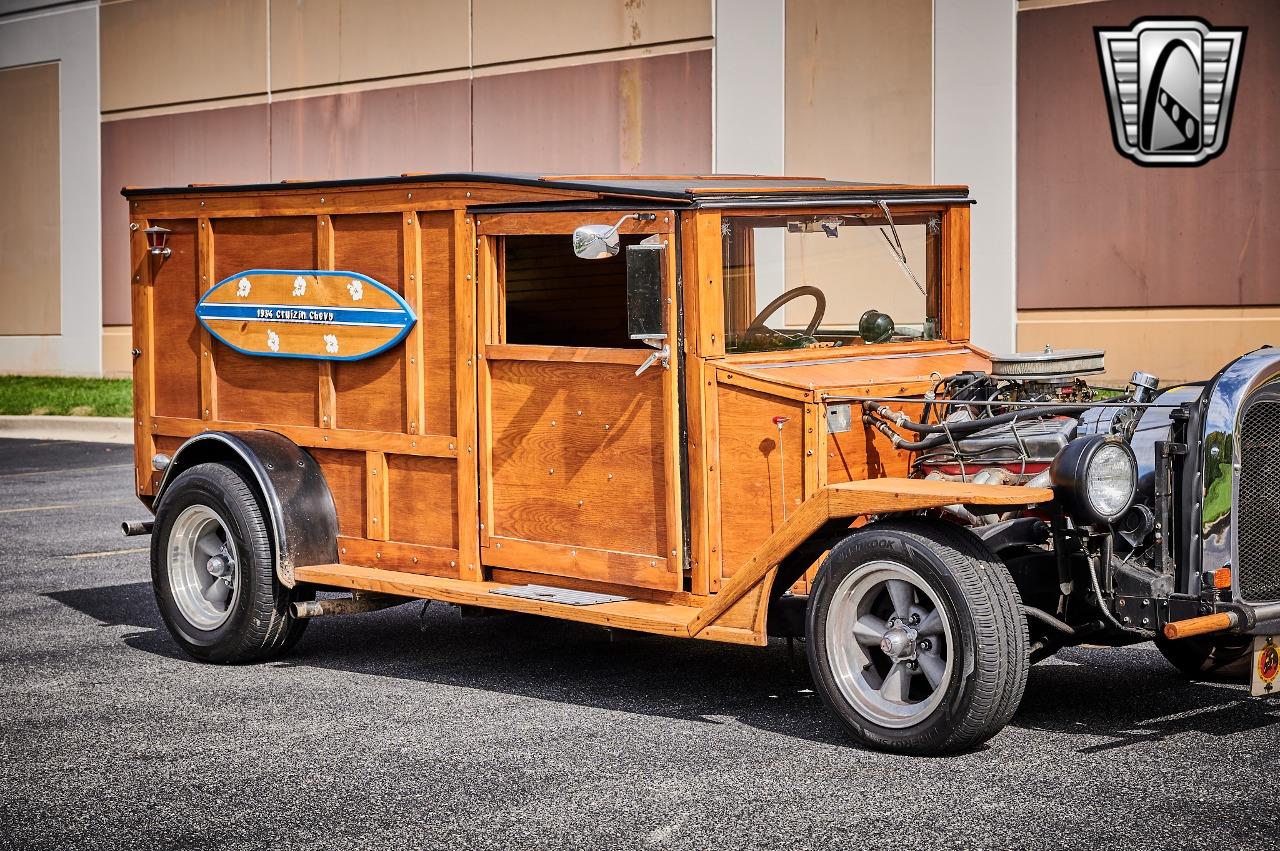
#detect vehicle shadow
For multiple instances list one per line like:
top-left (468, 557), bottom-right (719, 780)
top-left (45, 581), bottom-right (1280, 755)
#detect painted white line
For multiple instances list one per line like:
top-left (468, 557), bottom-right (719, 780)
top-left (63, 547), bottom-right (149, 560)
top-left (0, 498), bottom-right (132, 515)
top-left (0, 464), bottom-right (132, 479)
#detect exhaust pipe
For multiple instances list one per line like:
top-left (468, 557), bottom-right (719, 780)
top-left (122, 520), bottom-right (154, 537)
top-left (292, 593), bottom-right (406, 619)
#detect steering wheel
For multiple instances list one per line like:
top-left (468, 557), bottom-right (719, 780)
top-left (742, 286), bottom-right (827, 344)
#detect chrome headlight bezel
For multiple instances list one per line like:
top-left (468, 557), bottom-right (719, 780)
top-left (1050, 435), bottom-right (1138, 524)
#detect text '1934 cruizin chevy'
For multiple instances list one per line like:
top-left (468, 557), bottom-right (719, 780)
top-left (121, 173), bottom-right (1280, 754)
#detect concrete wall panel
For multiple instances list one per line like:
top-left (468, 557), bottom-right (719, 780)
top-left (473, 50), bottom-right (712, 174)
top-left (473, 0), bottom-right (711, 66)
top-left (101, 0), bottom-right (268, 111)
top-left (270, 78), bottom-right (472, 180)
top-left (784, 0), bottom-right (932, 184)
top-left (100, 104), bottom-right (271, 325)
top-left (1018, 0), bottom-right (1280, 310)
top-left (0, 62), bottom-right (60, 336)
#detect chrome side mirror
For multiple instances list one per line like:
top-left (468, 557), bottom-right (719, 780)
top-left (571, 212), bottom-right (657, 260)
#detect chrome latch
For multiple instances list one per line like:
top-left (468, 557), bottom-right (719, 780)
top-left (635, 344), bottom-right (670, 376)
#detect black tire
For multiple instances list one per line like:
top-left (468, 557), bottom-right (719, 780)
top-left (806, 519), bottom-right (1029, 755)
top-left (151, 462), bottom-right (312, 663)
top-left (1155, 634), bottom-right (1252, 680)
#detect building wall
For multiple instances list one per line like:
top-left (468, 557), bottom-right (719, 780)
top-left (1016, 0), bottom-right (1280, 383)
top-left (98, 0), bottom-right (715, 375)
top-left (0, 1), bottom-right (101, 376)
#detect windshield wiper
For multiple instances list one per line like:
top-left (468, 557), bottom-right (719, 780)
top-left (875, 200), bottom-right (926, 296)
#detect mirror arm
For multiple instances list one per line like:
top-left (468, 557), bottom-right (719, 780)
top-left (606, 211), bottom-right (657, 238)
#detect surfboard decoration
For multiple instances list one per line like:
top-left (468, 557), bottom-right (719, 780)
top-left (196, 270), bottom-right (416, 361)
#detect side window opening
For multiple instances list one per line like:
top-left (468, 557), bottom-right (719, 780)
top-left (502, 233), bottom-right (648, 349)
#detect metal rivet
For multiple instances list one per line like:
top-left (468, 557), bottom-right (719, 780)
top-left (130, 222), bottom-right (139, 231)
top-left (649, 561), bottom-right (656, 568)
top-left (465, 274), bottom-right (472, 280)
top-left (412, 556), bottom-right (419, 564)
top-left (199, 201), bottom-right (204, 207)
top-left (320, 197), bottom-right (325, 203)
top-left (550, 420), bottom-right (556, 427)
top-left (607, 473), bottom-right (614, 480)
top-left (548, 468), bottom-right (555, 475)
top-left (449, 443), bottom-right (455, 451)
top-left (578, 500), bottom-right (584, 507)
top-left (375, 551), bottom-right (381, 558)
top-left (341, 547), bottom-right (347, 555)
top-left (570, 550), bottom-right (577, 557)
top-left (603, 424), bottom-right (610, 430)
top-left (449, 560), bottom-right (456, 567)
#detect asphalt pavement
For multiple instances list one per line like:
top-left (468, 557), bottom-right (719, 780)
top-left (0, 437), bottom-right (1276, 850)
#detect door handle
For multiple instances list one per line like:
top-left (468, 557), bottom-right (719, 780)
top-left (634, 344), bottom-right (670, 376)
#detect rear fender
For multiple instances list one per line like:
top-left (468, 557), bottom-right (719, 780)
top-left (152, 430), bottom-right (338, 587)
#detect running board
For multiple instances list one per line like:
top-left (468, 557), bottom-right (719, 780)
top-left (293, 563), bottom-right (705, 640)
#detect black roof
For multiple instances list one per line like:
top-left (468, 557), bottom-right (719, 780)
top-left (123, 171), bottom-right (971, 206)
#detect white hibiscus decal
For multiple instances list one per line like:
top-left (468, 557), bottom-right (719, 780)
top-left (347, 279), bottom-right (364, 301)
top-left (266, 329), bottom-right (280, 352)
top-left (292, 275), bottom-right (308, 296)
top-left (236, 278), bottom-right (252, 298)
top-left (324, 334), bottom-right (339, 354)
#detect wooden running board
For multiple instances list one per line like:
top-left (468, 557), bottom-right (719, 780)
top-left (294, 562), bottom-right (705, 641)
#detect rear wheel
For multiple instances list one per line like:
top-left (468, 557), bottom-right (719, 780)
top-left (151, 462), bottom-right (311, 663)
top-left (806, 519), bottom-right (1029, 755)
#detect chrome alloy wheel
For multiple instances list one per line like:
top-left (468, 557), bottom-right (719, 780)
top-left (825, 560), bottom-right (954, 729)
top-left (167, 504), bottom-right (240, 630)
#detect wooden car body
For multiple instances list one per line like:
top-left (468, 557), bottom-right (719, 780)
top-left (124, 173), bottom-right (1051, 646)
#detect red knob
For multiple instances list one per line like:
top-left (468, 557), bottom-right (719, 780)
top-left (772, 416), bottom-right (790, 426)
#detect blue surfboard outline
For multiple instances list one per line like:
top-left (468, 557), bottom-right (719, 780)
top-left (196, 269), bottom-right (419, 362)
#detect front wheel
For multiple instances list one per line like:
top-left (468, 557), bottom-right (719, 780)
top-left (151, 462), bottom-right (312, 663)
top-left (806, 519), bottom-right (1029, 755)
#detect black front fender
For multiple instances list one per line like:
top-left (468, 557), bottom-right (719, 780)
top-left (152, 431), bottom-right (338, 587)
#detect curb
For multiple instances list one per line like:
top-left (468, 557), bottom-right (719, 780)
top-left (0, 415), bottom-right (134, 445)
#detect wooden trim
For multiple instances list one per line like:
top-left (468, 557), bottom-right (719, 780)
top-left (455, 210), bottom-right (482, 581)
top-left (714, 366), bottom-right (816, 402)
top-left (941, 204), bottom-right (971, 343)
top-left (402, 211), bottom-right (425, 434)
top-left (724, 338), bottom-right (962, 366)
top-left (692, 210), bottom-right (724, 358)
top-left (704, 359), bottom-right (724, 591)
top-left (685, 354), bottom-right (711, 596)
top-left (484, 343), bottom-right (651, 366)
top-left (476, 210), bottom-right (673, 236)
top-left (316, 214), bottom-right (336, 428)
top-left (196, 217), bottom-right (217, 420)
top-left (803, 402), bottom-right (821, 497)
top-left (686, 184), bottom-right (969, 196)
top-left (366, 450), bottom-right (389, 541)
top-left (130, 217), bottom-right (156, 496)
top-left (484, 536), bottom-right (673, 592)
top-left (488, 567), bottom-right (710, 608)
top-left (659, 232), bottom-right (685, 574)
top-left (475, 235), bottom-right (499, 547)
top-left (338, 535), bottom-right (459, 578)
top-left (149, 416), bottom-right (457, 457)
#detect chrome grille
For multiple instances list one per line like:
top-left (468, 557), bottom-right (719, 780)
top-left (1238, 397), bottom-right (1280, 601)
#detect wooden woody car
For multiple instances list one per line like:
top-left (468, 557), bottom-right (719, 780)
top-left (122, 173), bottom-right (1280, 755)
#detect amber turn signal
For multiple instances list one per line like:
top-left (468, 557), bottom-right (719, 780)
top-left (1213, 567), bottom-right (1233, 590)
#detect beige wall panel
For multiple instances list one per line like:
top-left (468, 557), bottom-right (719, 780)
top-left (0, 62), bottom-right (60, 336)
top-left (337, 0), bottom-right (470, 82)
top-left (784, 0), bottom-right (932, 183)
top-left (101, 104), bottom-right (271, 326)
top-left (1018, 307), bottom-right (1280, 386)
top-left (268, 0), bottom-right (340, 92)
top-left (101, 0), bottom-right (268, 111)
top-left (473, 0), bottom-right (711, 66)
top-left (473, 50), bottom-right (712, 174)
top-left (270, 78), bottom-right (471, 180)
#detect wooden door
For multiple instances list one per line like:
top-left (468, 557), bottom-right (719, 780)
top-left (475, 211), bottom-right (684, 592)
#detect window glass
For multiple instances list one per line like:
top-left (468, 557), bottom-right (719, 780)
top-left (722, 212), bottom-right (941, 354)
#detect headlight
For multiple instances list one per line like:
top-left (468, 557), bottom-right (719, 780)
top-left (1050, 435), bottom-right (1137, 524)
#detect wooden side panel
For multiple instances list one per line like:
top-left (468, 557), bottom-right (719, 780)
top-left (421, 213), bottom-right (457, 436)
top-left (941, 204), bottom-right (970, 343)
top-left (311, 448), bottom-right (366, 538)
top-left (211, 217), bottom-right (319, 427)
top-left (387, 454), bottom-right (458, 548)
top-left (331, 213), bottom-right (407, 433)
top-left (716, 383), bottom-right (805, 580)
top-left (827, 420), bottom-right (914, 485)
top-left (150, 220), bottom-right (200, 420)
top-left (488, 359), bottom-right (667, 559)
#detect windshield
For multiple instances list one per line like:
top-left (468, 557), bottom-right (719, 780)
top-left (721, 212), bottom-right (942, 354)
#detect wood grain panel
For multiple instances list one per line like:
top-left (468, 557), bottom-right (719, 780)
top-left (149, 220), bottom-right (200, 420)
top-left (715, 383), bottom-right (805, 579)
top-left (212, 217), bottom-right (319, 427)
top-left (421, 215), bottom-right (457, 435)
top-left (310, 448), bottom-right (366, 538)
top-left (387, 454), bottom-right (458, 549)
top-left (488, 359), bottom-right (667, 559)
